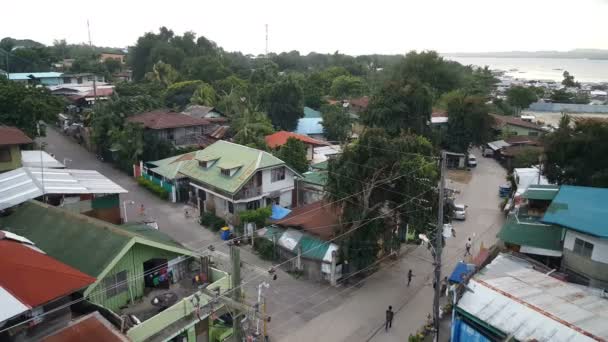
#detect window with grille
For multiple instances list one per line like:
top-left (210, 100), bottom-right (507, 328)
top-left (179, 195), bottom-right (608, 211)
top-left (271, 167), bottom-right (285, 182)
top-left (573, 238), bottom-right (593, 258)
top-left (103, 270), bottom-right (128, 298)
top-left (0, 147), bottom-right (11, 162)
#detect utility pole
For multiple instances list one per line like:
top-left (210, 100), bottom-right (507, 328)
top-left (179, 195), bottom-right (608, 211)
top-left (87, 20), bottom-right (98, 102)
top-left (230, 246), bottom-right (242, 341)
top-left (265, 24), bottom-right (269, 58)
top-left (433, 150), bottom-right (446, 342)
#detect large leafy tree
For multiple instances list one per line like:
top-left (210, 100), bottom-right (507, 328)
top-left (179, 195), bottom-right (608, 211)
top-left (0, 77), bottom-right (63, 137)
top-left (164, 80), bottom-right (203, 109)
top-left (330, 75), bottom-right (365, 98)
top-left (326, 128), bottom-right (438, 269)
top-left (506, 86), bottom-right (538, 114)
top-left (110, 122), bottom-right (144, 173)
top-left (274, 137), bottom-right (308, 173)
top-left (544, 115), bottom-right (608, 187)
top-left (262, 76), bottom-right (304, 131)
top-left (321, 104), bottom-right (352, 143)
top-left (363, 80), bottom-right (432, 137)
top-left (190, 83), bottom-right (217, 106)
top-left (145, 61), bottom-right (178, 88)
top-left (562, 71), bottom-right (580, 88)
top-left (444, 91), bottom-right (494, 153)
top-left (232, 109), bottom-right (274, 150)
top-left (395, 51), bottom-right (466, 97)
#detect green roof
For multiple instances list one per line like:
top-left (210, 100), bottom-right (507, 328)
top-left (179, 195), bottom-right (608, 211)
top-left (149, 141), bottom-right (288, 195)
top-left (301, 171), bottom-right (327, 187)
top-left (299, 235), bottom-right (330, 261)
top-left (311, 161), bottom-right (328, 170)
top-left (303, 106), bottom-right (322, 118)
top-left (0, 201), bottom-right (194, 278)
top-left (497, 215), bottom-right (563, 251)
top-left (523, 185), bottom-right (560, 201)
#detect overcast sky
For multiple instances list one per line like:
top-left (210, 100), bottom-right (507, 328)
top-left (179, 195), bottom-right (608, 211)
top-left (3, 0), bottom-right (607, 55)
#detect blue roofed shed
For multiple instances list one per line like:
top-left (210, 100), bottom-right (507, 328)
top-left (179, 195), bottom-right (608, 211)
top-left (295, 107), bottom-right (324, 137)
top-left (541, 185), bottom-right (608, 238)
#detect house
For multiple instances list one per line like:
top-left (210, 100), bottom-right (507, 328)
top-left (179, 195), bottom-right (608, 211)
top-left (99, 52), bottom-right (126, 64)
top-left (265, 131), bottom-right (329, 161)
top-left (295, 107), bottom-right (325, 140)
top-left (430, 110), bottom-right (449, 127)
top-left (143, 141), bottom-right (300, 224)
top-left (8, 72), bottom-right (63, 86)
top-left (60, 73), bottom-right (105, 86)
top-left (112, 70), bottom-right (132, 82)
top-left (0, 167), bottom-right (128, 224)
top-left (490, 113), bottom-right (547, 137)
top-left (182, 105), bottom-right (226, 120)
top-left (127, 109), bottom-right (212, 147)
top-left (453, 252), bottom-right (608, 342)
top-left (0, 201), bottom-right (198, 312)
top-left (0, 231), bottom-right (96, 341)
top-left (541, 185), bottom-right (608, 288)
top-left (20, 150), bottom-right (65, 168)
top-left (0, 126), bottom-right (33, 172)
top-left (348, 96), bottom-right (369, 113)
top-left (41, 312), bottom-right (128, 342)
top-left (297, 161), bottom-right (328, 205)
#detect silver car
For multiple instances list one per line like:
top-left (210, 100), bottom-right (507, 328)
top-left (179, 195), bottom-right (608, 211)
top-left (453, 204), bottom-right (467, 220)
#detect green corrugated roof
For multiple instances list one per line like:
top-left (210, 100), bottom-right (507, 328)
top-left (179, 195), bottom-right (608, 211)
top-left (121, 223), bottom-right (187, 250)
top-left (299, 235), bottom-right (330, 261)
top-left (147, 153), bottom-right (190, 179)
top-left (311, 161), bottom-right (328, 170)
top-left (497, 215), bottom-right (563, 251)
top-left (167, 141), bottom-right (287, 195)
top-left (303, 106), bottom-right (322, 118)
top-left (262, 225), bottom-right (284, 240)
top-left (0, 201), bottom-right (193, 278)
top-left (301, 171), bottom-right (327, 187)
top-left (523, 185), bottom-right (560, 201)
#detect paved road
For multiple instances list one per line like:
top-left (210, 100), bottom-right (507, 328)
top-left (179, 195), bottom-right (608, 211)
top-left (280, 148), bottom-right (506, 342)
top-left (38, 128), bottom-right (345, 337)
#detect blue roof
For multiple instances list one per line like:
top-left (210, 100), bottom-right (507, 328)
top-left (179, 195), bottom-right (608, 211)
top-left (270, 204), bottom-right (291, 220)
top-left (449, 262), bottom-right (475, 283)
top-left (303, 106), bottom-right (322, 118)
top-left (541, 185), bottom-right (608, 238)
top-left (295, 118), bottom-right (323, 135)
top-left (8, 72), bottom-right (63, 80)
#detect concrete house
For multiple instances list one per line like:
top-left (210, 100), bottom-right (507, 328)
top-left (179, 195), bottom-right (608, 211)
top-left (127, 109), bottom-right (212, 147)
top-left (491, 113), bottom-right (547, 137)
top-left (265, 131), bottom-right (329, 161)
top-left (143, 141), bottom-right (300, 224)
top-left (0, 126), bottom-right (33, 172)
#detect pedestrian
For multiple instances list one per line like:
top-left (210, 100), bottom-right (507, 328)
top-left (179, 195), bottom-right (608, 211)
top-left (440, 276), bottom-right (448, 297)
top-left (139, 204), bottom-right (145, 217)
top-left (385, 306), bottom-right (394, 331)
top-left (451, 227), bottom-right (456, 237)
top-left (407, 269), bottom-right (413, 286)
top-left (464, 237), bottom-right (472, 256)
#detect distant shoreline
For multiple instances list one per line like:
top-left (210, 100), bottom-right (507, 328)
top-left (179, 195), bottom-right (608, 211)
top-left (444, 55), bottom-right (608, 60)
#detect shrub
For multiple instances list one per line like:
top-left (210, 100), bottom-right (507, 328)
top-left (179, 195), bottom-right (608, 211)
top-left (253, 237), bottom-right (275, 261)
top-left (199, 212), bottom-right (226, 231)
top-left (137, 176), bottom-right (169, 200)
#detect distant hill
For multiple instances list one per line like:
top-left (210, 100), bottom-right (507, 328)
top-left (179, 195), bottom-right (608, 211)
top-left (442, 49), bottom-right (608, 60)
top-left (0, 37), bottom-right (45, 50)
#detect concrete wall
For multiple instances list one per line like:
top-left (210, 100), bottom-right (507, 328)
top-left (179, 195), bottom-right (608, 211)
top-left (261, 166), bottom-right (295, 194)
top-left (0, 145), bottom-right (22, 171)
top-left (562, 230), bottom-right (608, 288)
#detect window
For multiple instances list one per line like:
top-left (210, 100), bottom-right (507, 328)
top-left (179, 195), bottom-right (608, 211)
top-left (271, 167), bottom-right (286, 182)
top-left (228, 201), bottom-right (234, 214)
top-left (573, 238), bottom-right (593, 258)
top-left (246, 200), bottom-right (260, 210)
top-left (221, 168), bottom-right (231, 177)
top-left (528, 131), bottom-right (539, 137)
top-left (103, 270), bottom-right (128, 298)
top-left (63, 77), bottom-right (72, 84)
top-left (0, 147), bottom-right (11, 162)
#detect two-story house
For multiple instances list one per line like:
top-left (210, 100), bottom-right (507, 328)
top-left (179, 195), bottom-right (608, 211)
top-left (0, 126), bottom-right (33, 172)
top-left (127, 109), bottom-right (212, 147)
top-left (143, 141), bottom-right (300, 224)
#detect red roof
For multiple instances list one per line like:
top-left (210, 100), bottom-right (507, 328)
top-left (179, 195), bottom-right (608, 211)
top-left (265, 131), bottom-right (329, 149)
top-left (0, 239), bottom-right (95, 308)
top-left (273, 201), bottom-right (340, 240)
top-left (349, 96), bottom-right (369, 109)
top-left (432, 110), bottom-right (448, 118)
top-left (0, 126), bottom-right (33, 146)
top-left (42, 312), bottom-right (128, 342)
top-left (127, 110), bottom-right (210, 130)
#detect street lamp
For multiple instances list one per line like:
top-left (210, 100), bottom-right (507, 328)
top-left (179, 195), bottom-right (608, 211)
top-left (123, 200), bottom-right (135, 223)
top-left (419, 233), bottom-right (437, 256)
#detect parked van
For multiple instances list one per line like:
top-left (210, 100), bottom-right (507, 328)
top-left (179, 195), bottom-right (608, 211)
top-left (467, 154), bottom-right (477, 167)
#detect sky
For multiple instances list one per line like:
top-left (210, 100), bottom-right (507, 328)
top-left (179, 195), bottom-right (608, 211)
top-left (2, 0), bottom-right (608, 55)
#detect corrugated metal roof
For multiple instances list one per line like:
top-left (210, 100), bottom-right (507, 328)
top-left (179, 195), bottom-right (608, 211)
top-left (457, 253), bottom-right (608, 341)
top-left (301, 171), bottom-right (327, 187)
top-left (497, 215), bottom-right (564, 253)
top-left (0, 286), bottom-right (29, 322)
top-left (299, 235), bottom-right (330, 261)
top-left (523, 184), bottom-right (560, 201)
top-left (41, 311), bottom-right (129, 342)
top-left (0, 167), bottom-right (127, 210)
top-left (487, 140), bottom-right (510, 151)
top-left (21, 150), bottom-right (65, 168)
top-left (8, 72), bottom-right (63, 80)
top-left (303, 107), bottom-right (322, 118)
top-left (542, 185), bottom-right (608, 238)
top-left (265, 131), bottom-right (329, 148)
top-left (278, 229), bottom-right (303, 251)
top-left (295, 118), bottom-right (324, 135)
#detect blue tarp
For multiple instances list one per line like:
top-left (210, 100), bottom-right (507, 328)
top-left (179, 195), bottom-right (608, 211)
top-left (270, 204), bottom-right (291, 220)
top-left (449, 262), bottom-right (475, 283)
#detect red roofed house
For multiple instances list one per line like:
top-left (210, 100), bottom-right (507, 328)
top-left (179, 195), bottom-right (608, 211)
top-left (0, 231), bottom-right (96, 341)
top-left (265, 131), bottom-right (329, 161)
top-left (490, 114), bottom-right (547, 137)
top-left (348, 96), bottom-right (369, 113)
top-left (127, 109), bottom-right (212, 147)
top-left (0, 126), bottom-right (33, 172)
top-left (41, 311), bottom-right (128, 342)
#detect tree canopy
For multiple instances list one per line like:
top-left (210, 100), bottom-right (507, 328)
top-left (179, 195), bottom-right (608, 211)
top-left (262, 76), bottom-right (304, 131)
top-left (321, 104), bottom-right (353, 143)
top-left (506, 86), bottom-right (538, 113)
top-left (274, 137), bottom-right (309, 174)
top-left (444, 91), bottom-right (494, 153)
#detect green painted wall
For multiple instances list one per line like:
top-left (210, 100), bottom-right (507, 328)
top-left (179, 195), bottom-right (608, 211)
top-left (88, 243), bottom-right (183, 312)
top-left (503, 124), bottom-right (544, 137)
top-left (0, 145), bottom-right (22, 171)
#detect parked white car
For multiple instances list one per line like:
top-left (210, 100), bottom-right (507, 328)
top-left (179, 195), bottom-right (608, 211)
top-left (467, 154), bottom-right (477, 167)
top-left (453, 204), bottom-right (467, 220)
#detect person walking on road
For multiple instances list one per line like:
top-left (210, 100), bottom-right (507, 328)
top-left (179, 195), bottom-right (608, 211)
top-left (139, 204), bottom-right (145, 217)
top-left (465, 237), bottom-right (472, 256)
top-left (440, 276), bottom-right (448, 297)
top-left (385, 306), bottom-right (394, 331)
top-left (407, 269), bottom-right (414, 286)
